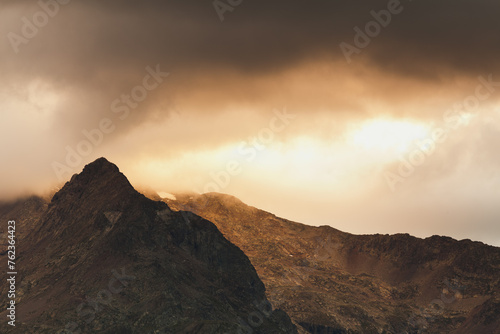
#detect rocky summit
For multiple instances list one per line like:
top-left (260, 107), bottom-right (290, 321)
top-left (163, 192), bottom-right (500, 334)
top-left (0, 158), bottom-right (297, 334)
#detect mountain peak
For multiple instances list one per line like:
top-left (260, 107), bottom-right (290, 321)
top-left (4, 159), bottom-right (298, 333)
top-left (51, 157), bottom-right (135, 204)
top-left (81, 156), bottom-right (119, 175)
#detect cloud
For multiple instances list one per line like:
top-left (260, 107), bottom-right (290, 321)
top-left (1, 0), bottom-right (500, 245)
top-left (2, 0), bottom-right (500, 131)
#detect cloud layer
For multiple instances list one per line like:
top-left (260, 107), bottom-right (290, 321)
top-left (1, 0), bottom-right (500, 246)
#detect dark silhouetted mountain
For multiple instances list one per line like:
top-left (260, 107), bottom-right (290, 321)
top-left (164, 192), bottom-right (500, 334)
top-left (0, 158), bottom-right (297, 333)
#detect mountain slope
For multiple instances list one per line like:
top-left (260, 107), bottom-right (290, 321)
top-left (0, 159), bottom-right (297, 333)
top-left (164, 192), bottom-right (500, 334)
top-left (0, 196), bottom-right (48, 254)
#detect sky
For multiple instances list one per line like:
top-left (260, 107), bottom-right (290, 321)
top-left (1, 0), bottom-right (500, 246)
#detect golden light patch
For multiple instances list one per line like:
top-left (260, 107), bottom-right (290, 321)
top-left (348, 119), bottom-right (430, 156)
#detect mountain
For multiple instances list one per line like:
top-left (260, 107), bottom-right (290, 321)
top-left (0, 196), bottom-right (47, 256)
top-left (163, 192), bottom-right (500, 334)
top-left (0, 158), bottom-right (298, 333)
top-left (2, 158), bottom-right (499, 333)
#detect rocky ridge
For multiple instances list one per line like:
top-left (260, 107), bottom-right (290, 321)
top-left (163, 192), bottom-right (500, 333)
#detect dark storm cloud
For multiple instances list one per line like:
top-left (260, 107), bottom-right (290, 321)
top-left (4, 0), bottom-right (500, 77)
top-left (96, 0), bottom-right (500, 76)
top-left (2, 0), bottom-right (499, 150)
top-left (2, 0), bottom-right (499, 124)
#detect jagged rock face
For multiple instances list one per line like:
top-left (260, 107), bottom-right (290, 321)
top-left (165, 192), bottom-right (500, 334)
top-left (0, 158), bottom-right (297, 334)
